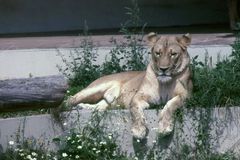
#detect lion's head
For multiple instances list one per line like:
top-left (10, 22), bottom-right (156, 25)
top-left (147, 33), bottom-right (191, 83)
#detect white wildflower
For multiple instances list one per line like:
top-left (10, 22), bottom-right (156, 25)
top-left (62, 153), bottom-right (68, 157)
top-left (63, 122), bottom-right (67, 126)
top-left (96, 150), bottom-right (101, 154)
top-left (8, 141), bottom-right (14, 145)
top-left (31, 152), bottom-right (37, 156)
top-left (152, 140), bottom-right (157, 143)
top-left (108, 134), bottom-right (112, 140)
top-left (134, 157), bottom-right (139, 160)
top-left (136, 139), bottom-right (140, 143)
top-left (100, 141), bottom-right (106, 145)
top-left (67, 137), bottom-right (71, 141)
top-left (20, 153), bottom-right (25, 157)
top-left (26, 155), bottom-right (32, 159)
top-left (75, 155), bottom-right (80, 159)
top-left (92, 148), bottom-right (96, 151)
top-left (77, 145), bottom-right (82, 149)
top-left (112, 151), bottom-right (116, 156)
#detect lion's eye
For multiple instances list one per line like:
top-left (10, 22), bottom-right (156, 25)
top-left (171, 52), bottom-right (177, 57)
top-left (155, 52), bottom-right (161, 57)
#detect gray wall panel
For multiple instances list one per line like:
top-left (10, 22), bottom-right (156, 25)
top-left (0, 0), bottom-right (229, 34)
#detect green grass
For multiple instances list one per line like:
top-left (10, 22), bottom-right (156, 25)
top-left (187, 33), bottom-right (240, 108)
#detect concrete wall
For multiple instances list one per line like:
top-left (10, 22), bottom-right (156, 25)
top-left (0, 45), bottom-right (232, 80)
top-left (0, 0), bottom-right (229, 34)
top-left (0, 108), bottom-right (240, 157)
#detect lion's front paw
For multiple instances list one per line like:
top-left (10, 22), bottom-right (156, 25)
top-left (131, 124), bottom-right (148, 139)
top-left (158, 119), bottom-right (174, 135)
top-left (158, 110), bottom-right (174, 135)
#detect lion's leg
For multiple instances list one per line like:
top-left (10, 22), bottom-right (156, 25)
top-left (130, 95), bottom-right (150, 139)
top-left (159, 82), bottom-right (188, 135)
top-left (68, 82), bottom-right (120, 107)
top-left (78, 100), bottom-right (109, 111)
top-left (80, 84), bottom-right (121, 111)
top-left (68, 87), bottom-right (103, 107)
top-left (103, 83), bottom-right (121, 107)
top-left (71, 82), bottom-right (121, 111)
top-left (159, 96), bottom-right (183, 134)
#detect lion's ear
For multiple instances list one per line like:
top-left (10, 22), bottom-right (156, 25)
top-left (177, 33), bottom-right (191, 47)
top-left (147, 32), bottom-right (158, 45)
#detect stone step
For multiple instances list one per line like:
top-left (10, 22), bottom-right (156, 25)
top-left (0, 108), bottom-right (239, 157)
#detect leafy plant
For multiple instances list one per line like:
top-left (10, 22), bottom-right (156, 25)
top-left (1, 112), bottom-right (132, 160)
top-left (119, 0), bottom-right (147, 71)
top-left (101, 0), bottom-right (147, 75)
top-left (58, 0), bottom-right (147, 95)
top-left (57, 35), bottom-right (100, 95)
top-left (0, 138), bottom-right (56, 160)
top-left (101, 38), bottom-right (125, 75)
top-left (54, 111), bottom-right (130, 160)
top-left (187, 33), bottom-right (240, 108)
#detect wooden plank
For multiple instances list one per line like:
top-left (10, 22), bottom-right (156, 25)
top-left (0, 75), bottom-right (68, 112)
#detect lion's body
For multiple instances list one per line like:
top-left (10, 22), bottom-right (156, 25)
top-left (69, 33), bottom-right (192, 138)
top-left (71, 71), bottom-right (145, 108)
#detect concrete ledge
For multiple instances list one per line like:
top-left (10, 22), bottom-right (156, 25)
top-left (0, 108), bottom-right (240, 156)
top-left (0, 45), bottom-right (232, 79)
top-left (0, 33), bottom-right (234, 79)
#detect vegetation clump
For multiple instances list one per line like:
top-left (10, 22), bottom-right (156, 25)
top-left (0, 112), bottom-right (132, 160)
top-left (187, 33), bottom-right (240, 108)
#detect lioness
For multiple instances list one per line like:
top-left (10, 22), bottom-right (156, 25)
top-left (68, 33), bottom-right (192, 139)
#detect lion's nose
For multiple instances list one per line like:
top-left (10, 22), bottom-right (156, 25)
top-left (159, 67), bottom-right (169, 73)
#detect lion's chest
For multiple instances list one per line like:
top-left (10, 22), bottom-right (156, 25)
top-left (149, 82), bottom-right (176, 105)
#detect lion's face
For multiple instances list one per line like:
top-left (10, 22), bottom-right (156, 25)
top-left (147, 33), bottom-right (191, 83)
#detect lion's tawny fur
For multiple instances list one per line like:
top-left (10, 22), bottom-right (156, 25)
top-left (68, 33), bottom-right (192, 138)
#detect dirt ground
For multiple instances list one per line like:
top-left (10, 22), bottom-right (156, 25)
top-left (0, 33), bottom-right (235, 50)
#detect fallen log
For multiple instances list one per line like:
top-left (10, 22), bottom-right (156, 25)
top-left (0, 75), bottom-right (68, 112)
